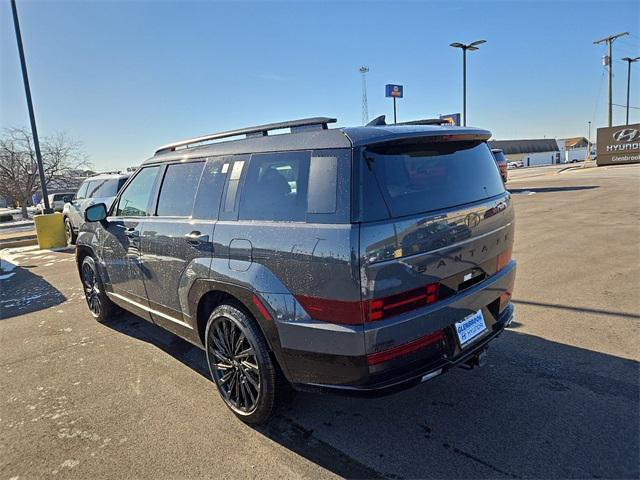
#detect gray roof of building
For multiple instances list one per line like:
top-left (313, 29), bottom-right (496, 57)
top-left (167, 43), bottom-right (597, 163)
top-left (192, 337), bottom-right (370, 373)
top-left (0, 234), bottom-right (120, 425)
top-left (143, 123), bottom-right (492, 164)
top-left (488, 138), bottom-right (559, 154)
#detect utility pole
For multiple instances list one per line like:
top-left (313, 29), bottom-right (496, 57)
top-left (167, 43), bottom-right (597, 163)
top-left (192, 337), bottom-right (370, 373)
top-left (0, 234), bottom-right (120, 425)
top-left (594, 32), bottom-right (629, 127)
top-left (359, 66), bottom-right (370, 125)
top-left (450, 40), bottom-right (486, 126)
top-left (11, 0), bottom-right (51, 213)
top-left (622, 57), bottom-right (640, 125)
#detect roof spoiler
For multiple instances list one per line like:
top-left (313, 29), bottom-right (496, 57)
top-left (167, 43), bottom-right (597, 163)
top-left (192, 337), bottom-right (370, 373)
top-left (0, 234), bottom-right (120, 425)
top-left (155, 117), bottom-right (337, 155)
top-left (366, 115), bottom-right (454, 127)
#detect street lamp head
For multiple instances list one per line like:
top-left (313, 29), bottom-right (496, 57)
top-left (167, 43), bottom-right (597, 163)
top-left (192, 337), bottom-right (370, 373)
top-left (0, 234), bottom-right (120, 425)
top-left (469, 39), bottom-right (487, 46)
top-left (467, 46), bottom-right (479, 51)
top-left (450, 42), bottom-right (465, 49)
top-left (359, 66), bottom-right (370, 73)
top-left (621, 56), bottom-right (640, 63)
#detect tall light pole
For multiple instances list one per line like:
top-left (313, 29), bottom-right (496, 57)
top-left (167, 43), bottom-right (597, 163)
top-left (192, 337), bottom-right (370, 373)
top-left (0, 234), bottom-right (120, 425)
top-left (594, 32), bottom-right (628, 127)
top-left (622, 57), bottom-right (639, 125)
top-left (359, 66), bottom-right (370, 125)
top-left (587, 121), bottom-right (592, 162)
top-left (450, 40), bottom-right (486, 126)
top-left (10, 0), bottom-right (51, 213)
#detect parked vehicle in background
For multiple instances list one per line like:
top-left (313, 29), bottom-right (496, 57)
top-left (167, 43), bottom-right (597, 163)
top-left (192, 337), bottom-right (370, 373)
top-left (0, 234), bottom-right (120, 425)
top-left (36, 192), bottom-right (75, 214)
top-left (491, 149), bottom-right (508, 183)
top-left (564, 157), bottom-right (584, 164)
top-left (507, 161), bottom-right (523, 169)
top-left (76, 117), bottom-right (516, 425)
top-left (63, 172), bottom-right (130, 244)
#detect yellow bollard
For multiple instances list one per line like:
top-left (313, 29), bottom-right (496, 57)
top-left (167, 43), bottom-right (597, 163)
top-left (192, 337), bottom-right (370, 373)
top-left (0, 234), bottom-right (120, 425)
top-left (34, 212), bottom-right (67, 249)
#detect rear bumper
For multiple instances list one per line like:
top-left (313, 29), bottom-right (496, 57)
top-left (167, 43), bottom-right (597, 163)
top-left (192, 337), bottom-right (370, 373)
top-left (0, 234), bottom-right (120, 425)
top-left (295, 303), bottom-right (513, 396)
top-left (277, 261), bottom-right (516, 391)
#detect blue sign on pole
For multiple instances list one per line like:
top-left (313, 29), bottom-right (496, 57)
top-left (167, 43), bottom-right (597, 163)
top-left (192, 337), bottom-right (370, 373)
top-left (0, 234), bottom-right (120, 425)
top-left (385, 84), bottom-right (403, 98)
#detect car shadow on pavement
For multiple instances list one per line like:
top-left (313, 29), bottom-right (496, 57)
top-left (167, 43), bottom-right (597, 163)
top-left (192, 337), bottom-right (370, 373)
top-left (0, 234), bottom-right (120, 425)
top-left (101, 313), bottom-right (639, 479)
top-left (102, 311), bottom-right (211, 378)
top-left (0, 263), bottom-right (67, 320)
top-left (509, 186), bottom-right (599, 194)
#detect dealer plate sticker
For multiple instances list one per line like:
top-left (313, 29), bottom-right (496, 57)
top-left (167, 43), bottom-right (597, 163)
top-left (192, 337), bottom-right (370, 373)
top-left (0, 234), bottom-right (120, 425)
top-left (455, 310), bottom-right (487, 346)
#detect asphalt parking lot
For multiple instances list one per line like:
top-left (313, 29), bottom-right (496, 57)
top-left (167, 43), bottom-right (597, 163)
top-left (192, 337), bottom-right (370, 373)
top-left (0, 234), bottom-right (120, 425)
top-left (1, 164), bottom-right (638, 479)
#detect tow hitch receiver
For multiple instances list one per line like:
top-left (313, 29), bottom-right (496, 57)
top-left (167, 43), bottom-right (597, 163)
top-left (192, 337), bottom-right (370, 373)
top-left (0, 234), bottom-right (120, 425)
top-left (463, 347), bottom-right (488, 369)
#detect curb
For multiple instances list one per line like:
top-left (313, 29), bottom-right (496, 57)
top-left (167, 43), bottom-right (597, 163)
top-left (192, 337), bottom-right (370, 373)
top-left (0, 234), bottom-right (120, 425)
top-left (0, 236), bottom-right (38, 249)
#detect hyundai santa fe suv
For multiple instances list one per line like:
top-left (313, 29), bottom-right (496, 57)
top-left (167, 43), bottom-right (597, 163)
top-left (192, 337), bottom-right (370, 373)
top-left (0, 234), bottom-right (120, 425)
top-left (77, 117), bottom-right (516, 424)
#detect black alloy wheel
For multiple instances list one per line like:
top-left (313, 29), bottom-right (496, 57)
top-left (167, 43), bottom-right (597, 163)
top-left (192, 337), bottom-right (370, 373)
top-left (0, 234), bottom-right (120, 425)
top-left (205, 304), bottom-right (283, 424)
top-left (80, 256), bottom-right (115, 323)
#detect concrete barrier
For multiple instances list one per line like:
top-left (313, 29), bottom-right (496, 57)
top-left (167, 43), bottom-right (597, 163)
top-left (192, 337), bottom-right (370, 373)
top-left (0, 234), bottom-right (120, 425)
top-left (34, 212), bottom-right (67, 250)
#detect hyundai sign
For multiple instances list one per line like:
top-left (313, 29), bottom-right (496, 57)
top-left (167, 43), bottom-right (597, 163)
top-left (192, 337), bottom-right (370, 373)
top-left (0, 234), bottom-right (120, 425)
top-left (596, 123), bottom-right (640, 166)
top-left (385, 84), bottom-right (403, 98)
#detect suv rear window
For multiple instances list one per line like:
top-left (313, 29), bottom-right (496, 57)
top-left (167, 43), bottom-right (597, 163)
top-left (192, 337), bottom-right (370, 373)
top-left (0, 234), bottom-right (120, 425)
top-left (362, 141), bottom-right (505, 219)
top-left (52, 193), bottom-right (73, 202)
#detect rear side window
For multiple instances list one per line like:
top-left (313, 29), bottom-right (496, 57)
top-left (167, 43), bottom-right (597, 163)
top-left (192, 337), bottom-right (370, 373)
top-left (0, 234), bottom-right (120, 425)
top-left (192, 158), bottom-right (227, 220)
top-left (156, 162), bottom-right (205, 217)
top-left (116, 166), bottom-right (160, 217)
top-left (239, 151), bottom-right (310, 221)
top-left (363, 141), bottom-right (505, 219)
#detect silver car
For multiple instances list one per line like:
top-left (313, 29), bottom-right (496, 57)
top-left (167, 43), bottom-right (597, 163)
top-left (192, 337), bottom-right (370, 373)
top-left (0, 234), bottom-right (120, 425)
top-left (63, 172), bottom-right (129, 244)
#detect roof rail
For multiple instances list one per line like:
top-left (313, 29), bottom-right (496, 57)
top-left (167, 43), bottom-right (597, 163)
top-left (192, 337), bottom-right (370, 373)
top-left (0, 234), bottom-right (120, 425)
top-left (91, 170), bottom-right (125, 176)
top-left (155, 117), bottom-right (337, 155)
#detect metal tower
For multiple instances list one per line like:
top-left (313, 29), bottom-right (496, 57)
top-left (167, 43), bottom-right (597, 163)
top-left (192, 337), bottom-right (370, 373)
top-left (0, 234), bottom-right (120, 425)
top-left (359, 66), bottom-right (369, 125)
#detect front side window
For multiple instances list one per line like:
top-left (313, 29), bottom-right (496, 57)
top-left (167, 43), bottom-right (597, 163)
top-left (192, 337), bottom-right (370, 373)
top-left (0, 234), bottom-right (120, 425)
top-left (156, 162), bottom-right (205, 217)
top-left (239, 151), bottom-right (310, 221)
top-left (116, 166), bottom-right (160, 217)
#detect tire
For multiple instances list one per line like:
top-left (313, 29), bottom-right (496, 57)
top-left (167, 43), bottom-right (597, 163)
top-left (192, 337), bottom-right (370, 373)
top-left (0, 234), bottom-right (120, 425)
top-left (205, 304), bottom-right (282, 425)
top-left (64, 217), bottom-right (77, 245)
top-left (80, 255), bottom-right (116, 323)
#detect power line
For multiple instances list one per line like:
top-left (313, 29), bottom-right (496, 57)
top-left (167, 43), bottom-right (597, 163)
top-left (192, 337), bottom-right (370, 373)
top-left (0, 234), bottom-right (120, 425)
top-left (613, 103), bottom-right (640, 110)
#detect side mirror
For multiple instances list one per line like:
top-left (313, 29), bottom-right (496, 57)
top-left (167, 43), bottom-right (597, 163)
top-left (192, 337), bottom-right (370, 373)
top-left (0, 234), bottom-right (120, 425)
top-left (85, 203), bottom-right (108, 222)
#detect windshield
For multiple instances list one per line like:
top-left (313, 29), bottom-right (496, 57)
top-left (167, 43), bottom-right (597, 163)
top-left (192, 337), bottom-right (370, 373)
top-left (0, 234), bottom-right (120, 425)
top-left (87, 177), bottom-right (127, 198)
top-left (363, 141), bottom-right (505, 218)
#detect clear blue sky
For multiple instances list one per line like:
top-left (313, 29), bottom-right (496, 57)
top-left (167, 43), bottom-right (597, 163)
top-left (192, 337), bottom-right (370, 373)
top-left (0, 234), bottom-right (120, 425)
top-left (2, 0), bottom-right (639, 170)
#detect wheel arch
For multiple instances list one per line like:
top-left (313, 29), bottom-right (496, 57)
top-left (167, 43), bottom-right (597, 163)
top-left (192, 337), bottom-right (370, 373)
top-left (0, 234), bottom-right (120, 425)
top-left (189, 279), bottom-right (290, 379)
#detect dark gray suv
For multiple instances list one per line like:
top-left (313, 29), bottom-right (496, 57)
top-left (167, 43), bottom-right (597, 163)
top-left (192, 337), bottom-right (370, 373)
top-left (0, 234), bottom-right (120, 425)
top-left (77, 117), bottom-right (516, 424)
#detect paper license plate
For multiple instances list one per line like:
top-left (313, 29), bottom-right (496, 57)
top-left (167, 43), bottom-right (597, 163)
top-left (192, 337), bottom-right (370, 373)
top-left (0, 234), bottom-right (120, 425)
top-left (455, 310), bottom-right (487, 346)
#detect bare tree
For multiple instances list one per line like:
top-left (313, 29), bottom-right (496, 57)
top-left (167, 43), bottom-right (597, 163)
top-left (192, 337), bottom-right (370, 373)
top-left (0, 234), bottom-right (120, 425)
top-left (0, 127), bottom-right (89, 218)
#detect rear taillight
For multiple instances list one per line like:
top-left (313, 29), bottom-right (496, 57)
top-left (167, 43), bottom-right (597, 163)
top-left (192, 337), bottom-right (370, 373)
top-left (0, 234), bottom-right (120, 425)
top-left (496, 245), bottom-right (513, 272)
top-left (295, 282), bottom-right (440, 326)
top-left (366, 283), bottom-right (439, 322)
